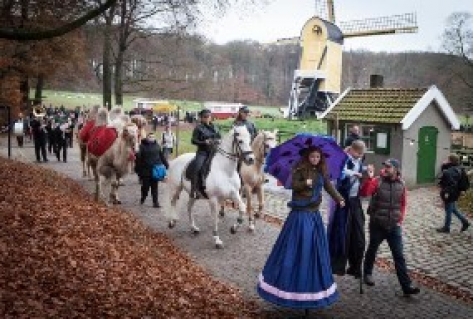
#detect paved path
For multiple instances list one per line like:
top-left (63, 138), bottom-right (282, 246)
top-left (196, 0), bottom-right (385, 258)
top-left (1, 138), bottom-right (472, 318)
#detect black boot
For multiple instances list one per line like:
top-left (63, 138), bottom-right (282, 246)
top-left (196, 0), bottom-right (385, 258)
top-left (190, 175), bottom-right (203, 199)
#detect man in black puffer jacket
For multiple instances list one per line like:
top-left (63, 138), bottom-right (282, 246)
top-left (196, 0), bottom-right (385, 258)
top-left (135, 133), bottom-right (169, 208)
top-left (436, 154), bottom-right (470, 233)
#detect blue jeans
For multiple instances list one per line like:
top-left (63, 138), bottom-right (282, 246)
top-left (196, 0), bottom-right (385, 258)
top-left (364, 224), bottom-right (412, 292)
top-left (443, 201), bottom-right (468, 230)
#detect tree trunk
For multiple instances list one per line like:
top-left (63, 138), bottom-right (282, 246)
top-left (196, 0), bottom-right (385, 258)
top-left (102, 11), bottom-right (114, 110)
top-left (34, 74), bottom-right (44, 105)
top-left (114, 51), bottom-right (124, 107)
top-left (19, 76), bottom-right (29, 108)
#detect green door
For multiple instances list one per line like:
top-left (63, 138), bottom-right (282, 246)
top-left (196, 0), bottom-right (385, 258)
top-left (416, 126), bottom-right (438, 184)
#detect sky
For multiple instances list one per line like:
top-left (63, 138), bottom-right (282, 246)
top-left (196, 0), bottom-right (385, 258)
top-left (198, 0), bottom-right (473, 52)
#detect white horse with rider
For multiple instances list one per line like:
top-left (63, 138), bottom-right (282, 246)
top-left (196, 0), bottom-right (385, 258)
top-left (165, 125), bottom-right (255, 248)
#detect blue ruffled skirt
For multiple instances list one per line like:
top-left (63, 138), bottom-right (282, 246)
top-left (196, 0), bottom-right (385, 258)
top-left (257, 210), bottom-right (339, 309)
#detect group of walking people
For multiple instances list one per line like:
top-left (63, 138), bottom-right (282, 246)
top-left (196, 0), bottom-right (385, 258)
top-left (257, 124), bottom-right (471, 314)
top-left (15, 111), bottom-right (75, 163)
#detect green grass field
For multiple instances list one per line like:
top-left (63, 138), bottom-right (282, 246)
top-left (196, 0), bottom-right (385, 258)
top-left (37, 90), bottom-right (283, 116)
top-left (166, 118), bottom-right (327, 156)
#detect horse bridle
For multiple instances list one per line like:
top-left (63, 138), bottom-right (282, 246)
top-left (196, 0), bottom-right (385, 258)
top-left (216, 131), bottom-right (253, 161)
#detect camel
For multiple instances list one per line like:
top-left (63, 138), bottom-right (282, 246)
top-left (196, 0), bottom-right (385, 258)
top-left (87, 108), bottom-right (139, 204)
top-left (77, 105), bottom-right (100, 178)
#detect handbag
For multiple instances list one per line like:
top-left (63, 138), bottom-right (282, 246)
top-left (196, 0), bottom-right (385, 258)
top-left (152, 164), bottom-right (167, 181)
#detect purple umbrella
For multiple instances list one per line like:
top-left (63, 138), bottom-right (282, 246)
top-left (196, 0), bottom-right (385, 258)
top-left (264, 133), bottom-right (348, 189)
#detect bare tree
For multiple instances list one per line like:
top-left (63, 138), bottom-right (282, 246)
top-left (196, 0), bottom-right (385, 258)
top-left (441, 12), bottom-right (473, 115)
top-left (0, 0), bottom-right (118, 41)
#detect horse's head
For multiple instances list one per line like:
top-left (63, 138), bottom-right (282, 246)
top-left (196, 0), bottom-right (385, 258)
top-left (232, 125), bottom-right (255, 165)
top-left (260, 129), bottom-right (278, 157)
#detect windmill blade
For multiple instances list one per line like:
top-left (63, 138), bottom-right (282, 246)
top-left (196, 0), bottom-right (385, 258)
top-left (275, 36), bottom-right (300, 45)
top-left (315, 0), bottom-right (335, 23)
top-left (340, 13), bottom-right (418, 38)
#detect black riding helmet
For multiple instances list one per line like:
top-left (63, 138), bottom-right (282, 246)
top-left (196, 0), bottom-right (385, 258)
top-left (199, 109), bottom-right (212, 118)
top-left (238, 105), bottom-right (250, 113)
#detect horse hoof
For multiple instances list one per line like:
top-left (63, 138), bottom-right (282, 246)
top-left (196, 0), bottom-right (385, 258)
top-left (248, 224), bottom-right (255, 232)
top-left (82, 172), bottom-right (87, 177)
top-left (114, 200), bottom-right (122, 205)
top-left (192, 228), bottom-right (200, 235)
top-left (215, 242), bottom-right (223, 249)
top-left (230, 226), bottom-right (237, 234)
top-left (168, 220), bottom-right (176, 229)
top-left (254, 212), bottom-right (261, 219)
top-left (219, 209), bottom-right (225, 217)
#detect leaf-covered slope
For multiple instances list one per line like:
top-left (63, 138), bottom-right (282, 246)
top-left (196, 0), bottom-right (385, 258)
top-left (0, 158), bottom-right (259, 318)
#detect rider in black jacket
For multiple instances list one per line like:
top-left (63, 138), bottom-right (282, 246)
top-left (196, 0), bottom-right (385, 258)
top-left (190, 109), bottom-right (221, 199)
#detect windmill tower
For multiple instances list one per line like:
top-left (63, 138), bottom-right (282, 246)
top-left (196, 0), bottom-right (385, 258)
top-left (283, 0), bottom-right (418, 119)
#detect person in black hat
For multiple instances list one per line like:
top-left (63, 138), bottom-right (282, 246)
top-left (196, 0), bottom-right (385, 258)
top-left (190, 109), bottom-right (221, 199)
top-left (234, 105), bottom-right (257, 141)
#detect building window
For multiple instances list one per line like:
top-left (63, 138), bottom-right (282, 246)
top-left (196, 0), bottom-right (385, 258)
top-left (345, 124), bottom-right (377, 152)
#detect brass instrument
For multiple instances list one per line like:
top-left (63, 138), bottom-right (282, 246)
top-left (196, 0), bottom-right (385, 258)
top-left (32, 105), bottom-right (46, 118)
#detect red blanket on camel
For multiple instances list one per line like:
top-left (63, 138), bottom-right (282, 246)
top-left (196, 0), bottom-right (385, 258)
top-left (87, 126), bottom-right (118, 157)
top-left (79, 120), bottom-right (96, 143)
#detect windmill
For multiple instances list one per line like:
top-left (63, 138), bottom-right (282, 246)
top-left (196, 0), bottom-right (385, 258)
top-left (282, 0), bottom-right (418, 119)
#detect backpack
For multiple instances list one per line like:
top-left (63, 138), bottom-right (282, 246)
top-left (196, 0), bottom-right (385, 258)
top-left (457, 167), bottom-right (470, 192)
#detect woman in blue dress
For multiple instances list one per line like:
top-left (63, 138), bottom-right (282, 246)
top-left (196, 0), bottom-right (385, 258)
top-left (257, 145), bottom-right (345, 310)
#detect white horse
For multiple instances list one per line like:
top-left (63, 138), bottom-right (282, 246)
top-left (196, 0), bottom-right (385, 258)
top-left (220, 129), bottom-right (278, 222)
top-left (166, 125), bottom-right (255, 248)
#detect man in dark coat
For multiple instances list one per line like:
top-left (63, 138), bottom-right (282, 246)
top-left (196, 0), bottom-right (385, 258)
top-left (190, 108), bottom-right (221, 199)
top-left (135, 133), bottom-right (169, 208)
top-left (30, 117), bottom-right (48, 162)
top-left (343, 125), bottom-right (361, 148)
top-left (45, 119), bottom-right (55, 154)
top-left (52, 122), bottom-right (68, 162)
top-left (436, 154), bottom-right (470, 233)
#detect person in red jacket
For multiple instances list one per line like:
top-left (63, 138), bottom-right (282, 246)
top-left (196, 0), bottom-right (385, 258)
top-left (359, 159), bottom-right (420, 296)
